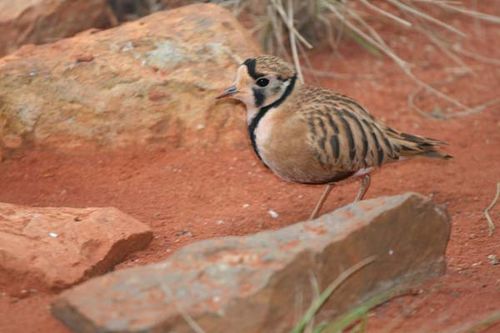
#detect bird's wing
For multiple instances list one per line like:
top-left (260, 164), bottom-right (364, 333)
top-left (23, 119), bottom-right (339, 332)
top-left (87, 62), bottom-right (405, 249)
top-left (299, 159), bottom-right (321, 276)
top-left (295, 87), bottom-right (399, 171)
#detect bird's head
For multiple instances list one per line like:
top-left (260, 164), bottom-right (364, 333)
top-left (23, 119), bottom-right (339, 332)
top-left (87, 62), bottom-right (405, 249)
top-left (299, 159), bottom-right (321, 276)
top-left (216, 55), bottom-right (297, 111)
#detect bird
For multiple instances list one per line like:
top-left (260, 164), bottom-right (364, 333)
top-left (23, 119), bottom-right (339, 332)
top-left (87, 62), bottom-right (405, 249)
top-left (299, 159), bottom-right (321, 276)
top-left (216, 55), bottom-right (451, 220)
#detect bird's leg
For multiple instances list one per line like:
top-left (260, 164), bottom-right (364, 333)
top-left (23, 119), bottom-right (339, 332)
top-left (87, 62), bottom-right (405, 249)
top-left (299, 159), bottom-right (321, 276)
top-left (354, 174), bottom-right (371, 201)
top-left (309, 184), bottom-right (334, 220)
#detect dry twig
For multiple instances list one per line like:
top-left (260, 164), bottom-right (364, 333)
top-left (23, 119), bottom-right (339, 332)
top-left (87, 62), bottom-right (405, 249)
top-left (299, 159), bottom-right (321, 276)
top-left (484, 182), bottom-right (500, 236)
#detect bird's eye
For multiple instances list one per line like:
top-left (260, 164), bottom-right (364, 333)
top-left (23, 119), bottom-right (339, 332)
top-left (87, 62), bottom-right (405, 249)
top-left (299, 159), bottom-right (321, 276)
top-left (256, 78), bottom-right (269, 87)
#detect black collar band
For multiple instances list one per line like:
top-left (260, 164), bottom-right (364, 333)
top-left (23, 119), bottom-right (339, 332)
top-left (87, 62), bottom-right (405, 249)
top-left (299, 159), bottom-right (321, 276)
top-left (248, 75), bottom-right (297, 163)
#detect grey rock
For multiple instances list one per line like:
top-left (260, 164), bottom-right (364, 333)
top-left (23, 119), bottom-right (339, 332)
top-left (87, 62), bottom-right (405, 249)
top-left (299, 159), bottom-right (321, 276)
top-left (52, 193), bottom-right (450, 333)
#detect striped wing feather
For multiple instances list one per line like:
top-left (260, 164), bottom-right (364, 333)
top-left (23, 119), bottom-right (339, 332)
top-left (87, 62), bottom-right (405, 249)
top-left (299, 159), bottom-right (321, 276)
top-left (294, 86), bottom-right (449, 173)
top-left (293, 87), bottom-right (398, 172)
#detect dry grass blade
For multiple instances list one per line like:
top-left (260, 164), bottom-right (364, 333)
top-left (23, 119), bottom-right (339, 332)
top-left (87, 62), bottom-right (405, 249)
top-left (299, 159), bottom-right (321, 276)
top-left (320, 286), bottom-right (413, 333)
top-left (408, 76), bottom-right (500, 119)
top-left (269, 0), bottom-right (313, 49)
top-left (160, 284), bottom-right (207, 333)
top-left (326, 1), bottom-right (471, 112)
top-left (448, 97), bottom-right (500, 118)
top-left (404, 69), bottom-right (470, 111)
top-left (304, 273), bottom-right (322, 333)
top-left (291, 256), bottom-right (377, 333)
top-left (303, 67), bottom-right (375, 80)
top-left (325, 2), bottom-right (409, 70)
top-left (180, 311), bottom-right (207, 333)
top-left (484, 182), bottom-right (500, 236)
top-left (359, 0), bottom-right (412, 28)
top-left (297, 40), bottom-right (321, 86)
top-left (417, 25), bottom-right (472, 74)
top-left (286, 0), bottom-right (304, 83)
top-left (387, 0), bottom-right (467, 37)
top-left (434, 2), bottom-right (500, 24)
top-left (452, 44), bottom-right (500, 66)
top-left (408, 83), bottom-right (441, 119)
top-left (216, 0), bottom-right (499, 117)
top-left (267, 3), bottom-right (288, 57)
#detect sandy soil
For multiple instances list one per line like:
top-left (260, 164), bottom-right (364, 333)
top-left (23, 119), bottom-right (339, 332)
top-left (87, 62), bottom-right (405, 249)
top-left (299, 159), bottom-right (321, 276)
top-left (1, 7), bottom-right (499, 333)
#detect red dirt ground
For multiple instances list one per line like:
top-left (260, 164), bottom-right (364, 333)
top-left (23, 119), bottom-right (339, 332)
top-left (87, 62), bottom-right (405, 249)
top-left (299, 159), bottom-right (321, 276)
top-left (1, 8), bottom-right (499, 333)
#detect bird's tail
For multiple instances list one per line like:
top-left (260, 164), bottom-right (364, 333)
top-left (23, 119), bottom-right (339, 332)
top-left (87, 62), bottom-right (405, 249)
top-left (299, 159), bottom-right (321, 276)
top-left (386, 128), bottom-right (452, 160)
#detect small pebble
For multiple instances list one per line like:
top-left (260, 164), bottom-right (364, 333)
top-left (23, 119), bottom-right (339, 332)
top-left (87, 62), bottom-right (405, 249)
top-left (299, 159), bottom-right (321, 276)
top-left (487, 254), bottom-right (499, 265)
top-left (121, 41), bottom-right (134, 52)
top-left (48, 232), bottom-right (58, 238)
top-left (216, 220), bottom-right (224, 225)
top-left (242, 203), bottom-right (250, 208)
top-left (268, 209), bottom-right (279, 219)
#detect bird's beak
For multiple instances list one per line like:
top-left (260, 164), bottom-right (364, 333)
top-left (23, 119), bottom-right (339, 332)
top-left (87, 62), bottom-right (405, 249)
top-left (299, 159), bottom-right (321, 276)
top-left (216, 85), bottom-right (238, 99)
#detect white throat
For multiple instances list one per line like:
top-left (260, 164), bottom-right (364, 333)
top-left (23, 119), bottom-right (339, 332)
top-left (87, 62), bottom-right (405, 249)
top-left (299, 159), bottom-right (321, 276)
top-left (246, 106), bottom-right (259, 125)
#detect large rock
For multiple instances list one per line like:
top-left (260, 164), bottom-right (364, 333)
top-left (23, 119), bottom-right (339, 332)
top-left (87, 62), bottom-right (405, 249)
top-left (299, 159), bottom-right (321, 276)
top-left (0, 203), bottom-right (153, 295)
top-left (0, 0), bottom-right (114, 57)
top-left (0, 3), bottom-right (257, 158)
top-left (52, 193), bottom-right (450, 333)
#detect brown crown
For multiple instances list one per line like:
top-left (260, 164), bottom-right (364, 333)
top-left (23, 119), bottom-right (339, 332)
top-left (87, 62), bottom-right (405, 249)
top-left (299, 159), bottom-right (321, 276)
top-left (244, 55), bottom-right (296, 80)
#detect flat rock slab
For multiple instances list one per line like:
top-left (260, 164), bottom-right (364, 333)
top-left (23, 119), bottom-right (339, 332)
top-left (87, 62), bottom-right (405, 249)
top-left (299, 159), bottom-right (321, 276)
top-left (0, 203), bottom-right (152, 295)
top-left (52, 193), bottom-right (450, 333)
